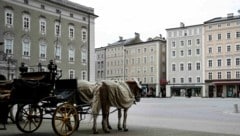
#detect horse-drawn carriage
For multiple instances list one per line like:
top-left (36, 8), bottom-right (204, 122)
top-left (0, 60), bottom-right (90, 136)
top-left (0, 60), bottom-right (143, 135)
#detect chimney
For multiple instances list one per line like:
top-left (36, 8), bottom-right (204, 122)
top-left (134, 32), bottom-right (140, 38)
top-left (180, 22), bottom-right (185, 28)
top-left (159, 34), bottom-right (162, 39)
top-left (119, 36), bottom-right (123, 41)
top-left (227, 13), bottom-right (234, 18)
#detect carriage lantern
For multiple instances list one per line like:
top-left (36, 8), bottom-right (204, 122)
top-left (47, 60), bottom-right (57, 81)
top-left (19, 62), bottom-right (28, 74)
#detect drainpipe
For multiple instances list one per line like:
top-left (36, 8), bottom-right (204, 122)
top-left (87, 14), bottom-right (90, 81)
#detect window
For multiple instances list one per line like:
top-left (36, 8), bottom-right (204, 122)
top-left (188, 63), bottom-right (192, 71)
top-left (5, 9), bottom-right (13, 26)
top-left (172, 64), bottom-right (176, 71)
top-left (39, 42), bottom-right (47, 59)
top-left (180, 78), bottom-right (184, 83)
top-left (226, 58), bottom-right (231, 66)
top-left (208, 47), bottom-right (212, 54)
top-left (196, 48), bottom-right (200, 55)
top-left (172, 51), bottom-right (176, 57)
top-left (24, 0), bottom-right (28, 4)
top-left (197, 77), bottom-right (200, 83)
top-left (188, 49), bottom-right (191, 56)
top-left (69, 48), bottom-right (75, 62)
top-left (208, 35), bottom-right (212, 41)
top-left (180, 50), bottom-right (184, 56)
top-left (180, 41), bottom-right (184, 46)
top-left (69, 70), bottom-right (75, 79)
top-left (4, 39), bottom-right (13, 54)
top-left (22, 38), bottom-right (30, 57)
top-left (143, 57), bottom-right (147, 64)
top-left (227, 33), bottom-right (231, 39)
top-left (188, 77), bottom-right (192, 83)
top-left (196, 62), bottom-right (200, 70)
top-left (172, 41), bottom-right (176, 48)
top-left (81, 71), bottom-right (87, 80)
top-left (172, 78), bottom-right (176, 83)
top-left (217, 46), bottom-right (221, 53)
top-left (227, 72), bottom-right (231, 79)
top-left (227, 45), bottom-right (231, 52)
top-left (196, 39), bottom-right (200, 44)
top-left (23, 14), bottom-right (30, 31)
top-left (55, 46), bottom-right (61, 60)
top-left (41, 4), bottom-right (45, 9)
top-left (55, 21), bottom-right (61, 36)
top-left (82, 29), bottom-right (87, 42)
top-left (208, 72), bottom-right (212, 80)
top-left (180, 63), bottom-right (184, 71)
top-left (236, 71), bottom-right (240, 79)
top-left (217, 72), bottom-right (221, 79)
top-left (40, 18), bottom-right (46, 34)
top-left (236, 32), bottom-right (240, 38)
top-left (81, 50), bottom-right (87, 64)
top-left (236, 45), bottom-right (240, 51)
top-left (217, 34), bottom-right (221, 40)
top-left (217, 59), bottom-right (222, 67)
top-left (188, 40), bottom-right (191, 46)
top-left (69, 25), bottom-right (75, 39)
top-left (150, 67), bottom-right (154, 73)
top-left (208, 60), bottom-right (212, 67)
top-left (236, 58), bottom-right (240, 66)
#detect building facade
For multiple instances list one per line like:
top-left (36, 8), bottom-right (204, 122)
top-left (204, 13), bottom-right (240, 98)
top-left (95, 33), bottom-right (167, 97)
top-left (105, 33), bottom-right (142, 81)
top-left (166, 23), bottom-right (205, 97)
top-left (124, 36), bottom-right (166, 97)
top-left (95, 47), bottom-right (106, 82)
top-left (0, 0), bottom-right (97, 81)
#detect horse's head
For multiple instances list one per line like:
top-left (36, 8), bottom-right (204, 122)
top-left (126, 78), bottom-right (142, 102)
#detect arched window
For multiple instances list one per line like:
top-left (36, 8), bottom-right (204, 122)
top-left (22, 37), bottom-right (30, 57)
top-left (22, 13), bottom-right (31, 31)
top-left (5, 8), bottom-right (14, 27)
top-left (69, 25), bottom-right (75, 39)
top-left (68, 47), bottom-right (75, 62)
top-left (39, 40), bottom-right (47, 60)
top-left (81, 28), bottom-right (87, 42)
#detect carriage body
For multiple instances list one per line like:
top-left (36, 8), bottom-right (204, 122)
top-left (0, 62), bottom-right (86, 136)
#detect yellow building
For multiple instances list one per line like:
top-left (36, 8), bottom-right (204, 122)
top-left (204, 13), bottom-right (240, 97)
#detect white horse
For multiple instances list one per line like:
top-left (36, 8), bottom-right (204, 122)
top-left (92, 79), bottom-right (142, 134)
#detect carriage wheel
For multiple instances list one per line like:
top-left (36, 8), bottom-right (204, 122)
top-left (52, 103), bottom-right (79, 136)
top-left (15, 104), bottom-right (43, 133)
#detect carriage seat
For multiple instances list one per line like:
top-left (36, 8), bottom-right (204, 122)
top-left (21, 72), bottom-right (50, 81)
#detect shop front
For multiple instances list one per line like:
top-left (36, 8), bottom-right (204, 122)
top-left (206, 80), bottom-right (240, 98)
top-left (169, 85), bottom-right (203, 97)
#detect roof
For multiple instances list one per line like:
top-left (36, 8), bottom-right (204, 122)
top-left (204, 15), bottom-right (240, 24)
top-left (166, 24), bottom-right (203, 31)
top-left (48, 0), bottom-right (98, 17)
top-left (107, 33), bottom-right (142, 47)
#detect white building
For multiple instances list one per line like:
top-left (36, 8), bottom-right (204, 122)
top-left (166, 23), bottom-right (205, 97)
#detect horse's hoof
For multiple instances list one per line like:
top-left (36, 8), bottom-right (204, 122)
top-left (104, 130), bottom-right (110, 133)
top-left (124, 128), bottom-right (128, 132)
top-left (93, 131), bottom-right (99, 134)
top-left (118, 127), bottom-right (122, 131)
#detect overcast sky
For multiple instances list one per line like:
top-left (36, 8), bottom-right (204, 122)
top-left (70, 0), bottom-right (240, 48)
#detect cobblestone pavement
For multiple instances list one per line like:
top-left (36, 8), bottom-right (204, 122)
top-left (1, 97), bottom-right (240, 136)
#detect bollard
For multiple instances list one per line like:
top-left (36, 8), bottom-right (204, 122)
top-left (234, 104), bottom-right (239, 113)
